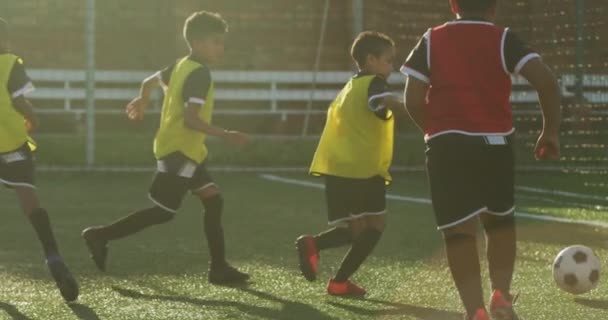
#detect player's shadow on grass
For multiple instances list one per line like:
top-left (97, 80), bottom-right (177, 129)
top-left (68, 304), bottom-right (102, 320)
top-left (0, 302), bottom-right (32, 320)
top-left (112, 286), bottom-right (338, 320)
top-left (328, 299), bottom-right (462, 320)
top-left (574, 298), bottom-right (608, 310)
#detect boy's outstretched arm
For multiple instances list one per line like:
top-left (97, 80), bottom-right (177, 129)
top-left (183, 103), bottom-right (250, 146)
top-left (126, 73), bottom-right (163, 121)
top-left (381, 96), bottom-right (408, 118)
top-left (404, 76), bottom-right (429, 133)
top-left (519, 58), bottom-right (562, 160)
top-left (13, 96), bottom-right (39, 132)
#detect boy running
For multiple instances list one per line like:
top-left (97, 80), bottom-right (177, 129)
top-left (296, 31), bottom-right (404, 296)
top-left (402, 0), bottom-right (561, 319)
top-left (82, 11), bottom-right (250, 285)
top-left (0, 18), bottom-right (79, 302)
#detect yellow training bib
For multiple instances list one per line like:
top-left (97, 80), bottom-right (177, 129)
top-left (153, 57), bottom-right (215, 164)
top-left (310, 75), bottom-right (394, 182)
top-left (0, 54), bottom-right (28, 153)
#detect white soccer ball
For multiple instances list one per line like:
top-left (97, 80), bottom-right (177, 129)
top-left (553, 245), bottom-right (601, 295)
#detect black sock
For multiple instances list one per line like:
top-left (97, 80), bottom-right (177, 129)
top-left (444, 233), bottom-right (484, 316)
top-left (334, 229), bottom-right (382, 282)
top-left (95, 207), bottom-right (174, 241)
top-left (203, 195), bottom-right (226, 267)
top-left (314, 227), bottom-right (352, 251)
top-left (28, 208), bottom-right (60, 258)
top-left (484, 215), bottom-right (517, 294)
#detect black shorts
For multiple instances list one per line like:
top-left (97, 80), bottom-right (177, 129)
top-left (426, 133), bottom-right (515, 230)
top-left (0, 143), bottom-right (35, 189)
top-left (149, 152), bottom-right (215, 213)
top-left (324, 175), bottom-right (387, 226)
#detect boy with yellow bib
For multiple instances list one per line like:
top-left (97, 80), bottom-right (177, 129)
top-left (0, 18), bottom-right (79, 302)
top-left (296, 31), bottom-right (404, 296)
top-left (82, 11), bottom-right (250, 285)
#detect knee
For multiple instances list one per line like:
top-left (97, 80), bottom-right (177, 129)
top-left (347, 217), bottom-right (367, 237)
top-left (442, 218), bottom-right (478, 239)
top-left (196, 184), bottom-right (221, 200)
top-left (202, 194), bottom-right (224, 212)
top-left (366, 215), bottom-right (386, 233)
top-left (483, 214), bottom-right (516, 234)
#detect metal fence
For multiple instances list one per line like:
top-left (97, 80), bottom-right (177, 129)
top-left (2, 0), bottom-right (606, 176)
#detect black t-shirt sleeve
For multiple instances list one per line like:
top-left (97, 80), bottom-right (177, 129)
top-left (7, 57), bottom-right (34, 98)
top-left (504, 30), bottom-right (540, 74)
top-left (401, 31), bottom-right (430, 83)
top-left (367, 76), bottom-right (393, 120)
top-left (182, 67), bottom-right (211, 106)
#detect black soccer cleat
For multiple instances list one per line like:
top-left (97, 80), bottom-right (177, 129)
top-left (295, 235), bottom-right (319, 282)
top-left (208, 263), bottom-right (250, 285)
top-left (46, 256), bottom-right (79, 302)
top-left (82, 227), bottom-right (109, 272)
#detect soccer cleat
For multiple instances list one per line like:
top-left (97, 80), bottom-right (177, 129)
top-left (327, 279), bottom-right (366, 297)
top-left (489, 290), bottom-right (520, 320)
top-left (464, 308), bottom-right (489, 320)
top-left (295, 235), bottom-right (319, 282)
top-left (46, 256), bottom-right (79, 302)
top-left (208, 263), bottom-right (250, 285)
top-left (82, 227), bottom-right (109, 272)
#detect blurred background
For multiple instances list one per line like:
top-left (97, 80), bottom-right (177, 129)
top-left (0, 0), bottom-right (606, 192)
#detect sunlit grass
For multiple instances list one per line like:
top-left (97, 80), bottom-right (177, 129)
top-left (0, 173), bottom-right (607, 319)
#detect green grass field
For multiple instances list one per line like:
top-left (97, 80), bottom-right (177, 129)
top-left (1, 172), bottom-right (608, 320)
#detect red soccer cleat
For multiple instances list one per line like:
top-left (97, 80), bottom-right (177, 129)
top-left (327, 279), bottom-right (366, 297)
top-left (489, 290), bottom-right (520, 320)
top-left (296, 235), bottom-right (319, 281)
top-left (465, 308), bottom-right (489, 320)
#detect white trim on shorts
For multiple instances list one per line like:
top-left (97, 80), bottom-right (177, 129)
top-left (0, 177), bottom-right (36, 189)
top-left (424, 128), bottom-right (516, 142)
top-left (0, 150), bottom-right (27, 163)
top-left (328, 210), bottom-right (387, 226)
top-left (192, 182), bottom-right (218, 194)
top-left (437, 207), bottom-right (487, 231)
top-left (177, 162), bottom-right (197, 178)
top-left (486, 206), bottom-right (516, 216)
top-left (437, 206), bottom-right (516, 230)
top-left (148, 194), bottom-right (177, 214)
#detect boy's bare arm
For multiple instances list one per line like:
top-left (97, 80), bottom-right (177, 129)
top-left (126, 73), bottom-right (163, 120)
top-left (519, 58), bottom-right (562, 159)
top-left (382, 96), bottom-right (407, 118)
top-left (13, 96), bottom-right (39, 131)
top-left (404, 76), bottom-right (429, 133)
top-left (183, 104), bottom-right (249, 146)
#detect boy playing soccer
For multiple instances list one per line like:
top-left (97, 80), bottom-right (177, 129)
top-left (296, 31), bottom-right (404, 296)
top-left (82, 11), bottom-right (250, 285)
top-left (0, 18), bottom-right (79, 302)
top-left (402, 0), bottom-right (561, 319)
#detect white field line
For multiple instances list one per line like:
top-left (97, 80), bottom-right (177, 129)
top-left (517, 186), bottom-right (608, 202)
top-left (259, 174), bottom-right (608, 229)
top-left (517, 194), bottom-right (608, 211)
top-left (35, 165), bottom-right (608, 173)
